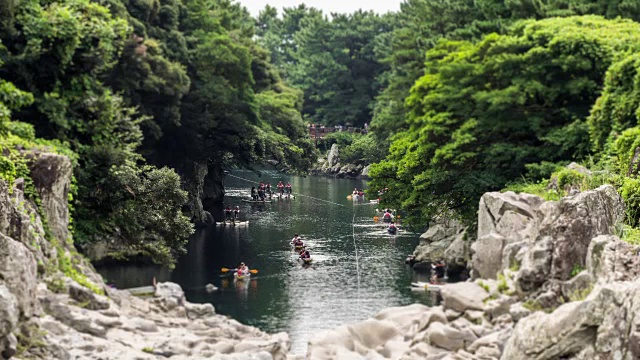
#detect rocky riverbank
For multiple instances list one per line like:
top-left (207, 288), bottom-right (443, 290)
top-left (307, 184), bottom-right (640, 359)
top-left (4, 151), bottom-right (640, 360)
top-left (310, 144), bottom-right (371, 179)
top-left (0, 152), bottom-right (293, 360)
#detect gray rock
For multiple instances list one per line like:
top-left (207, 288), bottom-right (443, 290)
top-left (69, 282), bottom-right (110, 311)
top-left (414, 221), bottom-right (465, 263)
top-left (566, 162), bottom-right (592, 176)
top-left (360, 165), bottom-right (371, 178)
top-left (0, 333), bottom-right (17, 359)
top-left (424, 322), bottom-right (477, 351)
top-left (185, 303), bottom-right (215, 319)
top-left (502, 281), bottom-right (640, 359)
top-left (440, 283), bottom-right (489, 313)
top-left (327, 144), bottom-right (340, 167)
top-left (444, 229), bottom-right (471, 270)
top-left (0, 285), bottom-right (18, 338)
top-left (508, 303), bottom-right (531, 322)
top-left (472, 233), bottom-right (507, 280)
top-left (587, 234), bottom-right (640, 283)
top-left (27, 153), bottom-right (73, 243)
top-left (517, 185), bottom-right (623, 294)
top-left (0, 233), bottom-right (38, 318)
top-left (472, 191), bottom-right (544, 279)
top-left (154, 282), bottom-right (185, 305)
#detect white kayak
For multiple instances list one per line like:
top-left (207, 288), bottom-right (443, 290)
top-left (234, 272), bottom-right (251, 281)
top-left (411, 282), bottom-right (444, 291)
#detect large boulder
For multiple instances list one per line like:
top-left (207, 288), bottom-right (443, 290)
top-left (516, 185), bottom-right (624, 293)
top-left (327, 144), bottom-right (340, 167)
top-left (27, 152), bottom-right (73, 243)
top-left (0, 233), bottom-right (38, 319)
top-left (360, 165), bottom-right (371, 179)
top-left (472, 191), bottom-right (544, 279)
top-left (0, 285), bottom-right (18, 339)
top-left (503, 280), bottom-right (640, 359)
top-left (414, 220), bottom-right (465, 263)
top-left (440, 283), bottom-right (489, 313)
top-left (587, 235), bottom-right (640, 283)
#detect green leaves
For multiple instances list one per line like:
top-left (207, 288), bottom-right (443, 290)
top-left (371, 16), bottom-right (640, 226)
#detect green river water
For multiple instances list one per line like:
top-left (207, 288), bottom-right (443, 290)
top-left (97, 170), bottom-right (434, 355)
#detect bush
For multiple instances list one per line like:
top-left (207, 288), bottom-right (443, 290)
top-left (524, 161), bottom-right (565, 181)
top-left (341, 134), bottom-right (379, 165)
top-left (322, 131), bottom-right (355, 149)
top-left (621, 177), bottom-right (640, 227)
top-left (503, 179), bottom-right (561, 201)
top-left (555, 168), bottom-right (586, 190)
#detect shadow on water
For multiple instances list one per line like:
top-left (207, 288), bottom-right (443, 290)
top-left (96, 170), bottom-right (436, 355)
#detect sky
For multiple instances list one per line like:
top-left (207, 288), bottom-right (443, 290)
top-left (238, 0), bottom-right (402, 17)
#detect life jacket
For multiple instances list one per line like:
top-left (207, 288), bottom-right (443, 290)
top-left (383, 213), bottom-right (391, 219)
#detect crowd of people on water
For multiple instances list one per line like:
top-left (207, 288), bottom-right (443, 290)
top-left (250, 181), bottom-right (293, 201)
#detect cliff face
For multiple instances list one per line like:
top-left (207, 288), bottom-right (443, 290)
top-left (307, 185), bottom-right (640, 360)
top-left (310, 144), bottom-right (371, 179)
top-left (0, 152), bottom-right (292, 359)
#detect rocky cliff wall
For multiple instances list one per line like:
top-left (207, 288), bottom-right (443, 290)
top-left (0, 152), bottom-right (293, 360)
top-left (310, 144), bottom-right (371, 179)
top-left (307, 185), bottom-right (640, 360)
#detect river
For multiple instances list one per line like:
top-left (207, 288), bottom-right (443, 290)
top-left (96, 170), bottom-right (433, 355)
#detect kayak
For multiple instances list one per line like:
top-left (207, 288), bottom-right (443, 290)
top-left (234, 272), bottom-right (251, 281)
top-left (302, 258), bottom-right (312, 264)
top-left (411, 282), bottom-right (444, 291)
top-left (294, 245), bottom-right (304, 250)
top-left (387, 228), bottom-right (397, 235)
top-left (216, 221), bottom-right (249, 226)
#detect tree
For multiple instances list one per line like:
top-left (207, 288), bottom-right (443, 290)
top-left (369, 16), bottom-right (640, 226)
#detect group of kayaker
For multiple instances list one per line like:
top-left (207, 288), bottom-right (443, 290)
top-left (224, 205), bottom-right (241, 221)
top-left (382, 209), bottom-right (398, 234)
top-left (250, 181), bottom-right (293, 201)
top-left (291, 233), bottom-right (312, 262)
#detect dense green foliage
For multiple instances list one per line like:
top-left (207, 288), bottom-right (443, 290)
top-left (370, 16), bottom-right (640, 224)
top-left (0, 0), bottom-right (315, 267)
top-left (256, 6), bottom-right (392, 127)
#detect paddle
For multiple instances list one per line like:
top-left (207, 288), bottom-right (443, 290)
top-left (221, 267), bottom-right (259, 274)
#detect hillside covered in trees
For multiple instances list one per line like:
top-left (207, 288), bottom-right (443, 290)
top-left (5, 0), bottom-right (640, 267)
top-left (255, 0), bottom-right (640, 239)
top-left (0, 0), bottom-right (315, 267)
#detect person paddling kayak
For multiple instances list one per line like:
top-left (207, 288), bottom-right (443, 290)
top-left (224, 205), bottom-right (233, 221)
top-left (236, 262), bottom-right (250, 276)
top-left (291, 234), bottom-right (304, 248)
top-left (277, 181), bottom-right (285, 197)
top-left (431, 260), bottom-right (446, 284)
top-left (382, 209), bottom-right (394, 223)
top-left (387, 222), bottom-right (397, 234)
